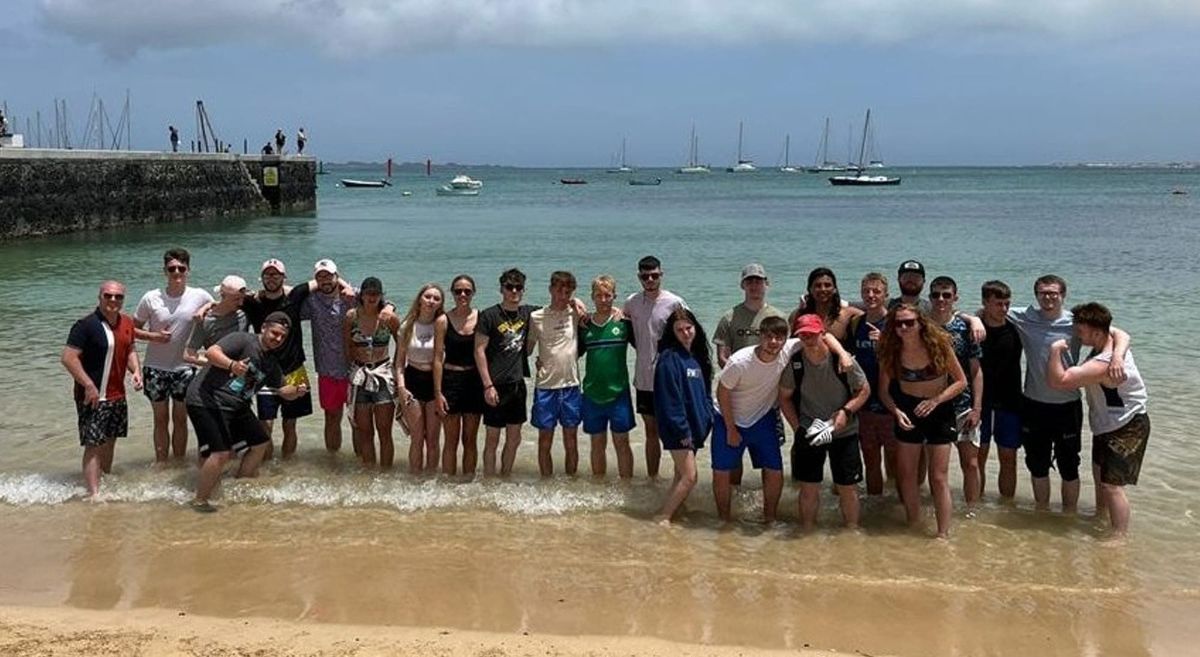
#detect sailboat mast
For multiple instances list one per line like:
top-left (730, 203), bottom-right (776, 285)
top-left (822, 118), bottom-right (830, 164)
top-left (620, 137), bottom-right (627, 168)
top-left (736, 121), bottom-right (744, 162)
top-left (856, 110), bottom-right (871, 170)
top-left (784, 134), bottom-right (790, 167)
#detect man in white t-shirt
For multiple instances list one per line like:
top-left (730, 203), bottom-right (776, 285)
top-left (712, 316), bottom-right (801, 523)
top-left (134, 248), bottom-right (214, 462)
top-left (527, 271), bottom-right (583, 477)
top-left (623, 255), bottom-right (685, 478)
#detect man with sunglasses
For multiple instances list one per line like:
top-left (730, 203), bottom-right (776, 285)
top-left (62, 281), bottom-right (142, 497)
top-left (928, 276), bottom-right (984, 509)
top-left (134, 248), bottom-right (214, 462)
top-left (623, 256), bottom-right (686, 478)
top-left (475, 268), bottom-right (537, 476)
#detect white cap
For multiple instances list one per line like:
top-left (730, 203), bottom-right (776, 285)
top-left (314, 259), bottom-right (338, 276)
top-left (214, 275), bottom-right (249, 296)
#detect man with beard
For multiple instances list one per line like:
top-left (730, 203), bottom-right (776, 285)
top-left (185, 275), bottom-right (250, 366)
top-left (301, 259), bottom-right (360, 453)
top-left (186, 312), bottom-right (308, 511)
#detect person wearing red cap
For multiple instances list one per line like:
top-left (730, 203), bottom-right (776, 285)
top-left (780, 314), bottom-right (870, 530)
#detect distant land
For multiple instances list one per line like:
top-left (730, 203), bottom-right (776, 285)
top-left (324, 160), bottom-right (1200, 170)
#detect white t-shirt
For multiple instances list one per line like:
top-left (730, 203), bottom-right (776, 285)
top-left (718, 339), bottom-right (801, 427)
top-left (135, 287), bottom-right (214, 370)
top-left (528, 306), bottom-right (580, 389)
top-left (624, 289), bottom-right (685, 391)
top-left (1084, 350), bottom-right (1148, 435)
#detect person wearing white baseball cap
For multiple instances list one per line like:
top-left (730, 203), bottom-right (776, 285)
top-left (303, 258), bottom-right (360, 454)
top-left (184, 275), bottom-right (250, 367)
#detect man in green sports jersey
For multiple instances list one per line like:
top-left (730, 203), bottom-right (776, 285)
top-left (579, 275), bottom-right (637, 478)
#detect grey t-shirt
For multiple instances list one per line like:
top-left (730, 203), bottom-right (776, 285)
top-left (187, 309), bottom-right (249, 351)
top-left (1008, 305), bottom-right (1081, 404)
top-left (185, 332), bottom-right (283, 411)
top-left (713, 302), bottom-right (786, 353)
top-left (780, 351), bottom-right (867, 439)
top-left (624, 289), bottom-right (686, 391)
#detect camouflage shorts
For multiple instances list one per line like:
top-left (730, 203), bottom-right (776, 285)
top-left (142, 366), bottom-right (195, 403)
top-left (1092, 413), bottom-right (1150, 487)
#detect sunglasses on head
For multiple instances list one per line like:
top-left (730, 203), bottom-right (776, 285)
top-left (452, 288), bottom-right (474, 297)
top-left (102, 293), bottom-right (125, 301)
top-left (929, 291), bottom-right (954, 300)
top-left (165, 265), bottom-right (188, 273)
top-left (638, 272), bottom-right (661, 281)
top-left (504, 284), bottom-right (524, 292)
top-left (894, 318), bottom-right (918, 329)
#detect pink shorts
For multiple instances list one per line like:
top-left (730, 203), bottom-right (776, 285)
top-left (859, 410), bottom-right (898, 452)
top-left (318, 375), bottom-right (350, 412)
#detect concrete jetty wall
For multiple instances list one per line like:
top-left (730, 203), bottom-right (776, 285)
top-left (0, 149), bottom-right (316, 240)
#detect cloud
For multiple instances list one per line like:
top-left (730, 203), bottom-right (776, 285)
top-left (38, 0), bottom-right (1200, 59)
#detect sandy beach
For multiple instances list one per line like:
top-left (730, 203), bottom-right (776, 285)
top-left (0, 605), bottom-right (846, 657)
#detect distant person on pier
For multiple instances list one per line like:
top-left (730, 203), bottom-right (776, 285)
top-left (261, 142), bottom-right (274, 155)
top-left (274, 129), bottom-right (286, 155)
top-left (168, 125), bottom-right (179, 153)
top-left (296, 128), bottom-right (307, 155)
top-left (61, 281), bottom-right (141, 498)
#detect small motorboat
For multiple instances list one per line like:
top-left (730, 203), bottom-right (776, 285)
top-left (449, 174), bottom-right (483, 190)
top-left (1171, 189), bottom-right (1189, 195)
top-left (828, 174), bottom-right (901, 186)
top-left (436, 185), bottom-right (479, 196)
top-left (340, 179), bottom-right (391, 188)
top-left (560, 178), bottom-right (588, 185)
top-left (628, 178), bottom-right (662, 186)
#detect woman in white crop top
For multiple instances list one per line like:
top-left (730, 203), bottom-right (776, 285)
top-left (396, 283), bottom-right (445, 474)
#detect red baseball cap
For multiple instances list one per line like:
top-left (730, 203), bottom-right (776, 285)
top-left (793, 314), bottom-right (825, 336)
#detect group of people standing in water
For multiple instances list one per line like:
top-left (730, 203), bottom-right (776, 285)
top-left (62, 249), bottom-right (1150, 536)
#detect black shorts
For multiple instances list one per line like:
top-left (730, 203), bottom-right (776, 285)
top-left (76, 399), bottom-right (128, 447)
top-left (1093, 413), bottom-right (1150, 487)
top-left (893, 391), bottom-right (957, 446)
top-left (256, 392), bottom-right (313, 421)
top-left (791, 433), bottom-right (863, 485)
top-left (405, 366), bottom-right (435, 403)
top-left (1021, 397), bottom-right (1083, 480)
top-left (636, 389), bottom-right (655, 416)
top-left (483, 380), bottom-right (528, 428)
top-left (187, 404), bottom-right (270, 457)
top-left (443, 368), bottom-right (484, 415)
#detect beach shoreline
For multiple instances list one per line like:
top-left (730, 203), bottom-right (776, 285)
top-left (0, 604), bottom-right (842, 657)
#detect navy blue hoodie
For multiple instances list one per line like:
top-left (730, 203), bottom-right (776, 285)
top-left (653, 347), bottom-right (713, 450)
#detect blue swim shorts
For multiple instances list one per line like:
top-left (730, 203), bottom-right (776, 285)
top-left (711, 409), bottom-right (783, 472)
top-left (531, 386), bottom-right (583, 430)
top-left (981, 406), bottom-right (1022, 450)
top-left (581, 391), bottom-right (636, 434)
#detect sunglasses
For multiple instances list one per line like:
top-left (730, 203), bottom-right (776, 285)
top-left (929, 291), bottom-right (954, 300)
top-left (1036, 290), bottom-right (1062, 298)
top-left (894, 318), bottom-right (918, 329)
top-left (165, 265), bottom-right (188, 273)
top-left (504, 284), bottom-right (524, 292)
top-left (452, 288), bottom-right (474, 297)
top-left (638, 272), bottom-right (662, 281)
top-left (101, 293), bottom-right (125, 301)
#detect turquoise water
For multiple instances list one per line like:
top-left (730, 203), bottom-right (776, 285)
top-left (0, 167), bottom-right (1198, 649)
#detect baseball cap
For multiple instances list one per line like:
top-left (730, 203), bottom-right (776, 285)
top-left (262, 311), bottom-right (292, 330)
top-left (793, 314), bottom-right (825, 336)
top-left (214, 275), bottom-right (248, 296)
top-left (261, 258), bottom-right (286, 275)
top-left (740, 263), bottom-right (767, 281)
top-left (898, 260), bottom-right (925, 277)
top-left (314, 259), bottom-right (338, 276)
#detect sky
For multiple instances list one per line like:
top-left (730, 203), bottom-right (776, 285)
top-left (2, 0), bottom-right (1199, 166)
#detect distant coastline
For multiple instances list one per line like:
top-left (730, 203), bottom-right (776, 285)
top-left (328, 160), bottom-right (1200, 170)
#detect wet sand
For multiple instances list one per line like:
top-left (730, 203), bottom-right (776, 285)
top-left (2, 501), bottom-right (1197, 656)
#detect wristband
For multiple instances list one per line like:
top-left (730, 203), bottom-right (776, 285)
top-left (484, 384), bottom-right (495, 390)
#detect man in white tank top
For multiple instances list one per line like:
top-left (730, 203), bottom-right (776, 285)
top-left (1046, 302), bottom-right (1148, 537)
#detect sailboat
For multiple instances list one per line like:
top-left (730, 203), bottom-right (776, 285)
top-left (606, 137), bottom-right (634, 173)
top-left (726, 121), bottom-right (757, 172)
top-left (779, 134), bottom-right (800, 173)
top-left (806, 118), bottom-right (848, 173)
top-left (677, 124), bottom-right (711, 174)
top-left (829, 109), bottom-right (901, 186)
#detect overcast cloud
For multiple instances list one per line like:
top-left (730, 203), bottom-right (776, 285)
top-left (40, 0), bottom-right (1200, 59)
